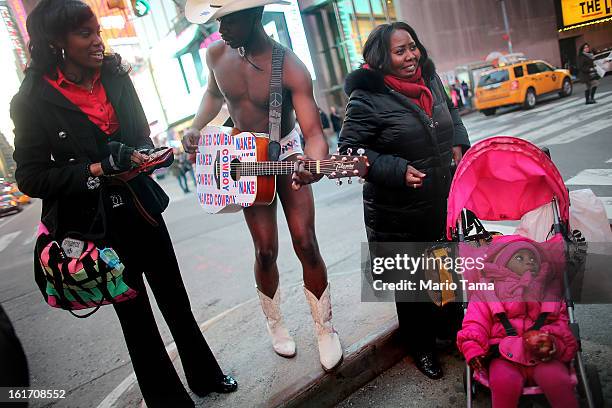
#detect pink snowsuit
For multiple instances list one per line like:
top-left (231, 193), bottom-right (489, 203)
top-left (457, 239), bottom-right (579, 408)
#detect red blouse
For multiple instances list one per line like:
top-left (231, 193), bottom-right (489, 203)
top-left (44, 68), bottom-right (120, 135)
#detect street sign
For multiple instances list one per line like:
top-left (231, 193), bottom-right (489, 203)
top-left (560, 0), bottom-right (612, 29)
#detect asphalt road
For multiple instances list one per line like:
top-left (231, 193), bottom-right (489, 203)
top-left (0, 77), bottom-right (610, 408)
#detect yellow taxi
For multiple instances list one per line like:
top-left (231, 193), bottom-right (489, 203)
top-left (473, 59), bottom-right (573, 116)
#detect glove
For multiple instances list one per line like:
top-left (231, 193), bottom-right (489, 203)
top-left (101, 141), bottom-right (135, 175)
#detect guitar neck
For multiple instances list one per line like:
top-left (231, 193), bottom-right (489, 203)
top-left (237, 161), bottom-right (325, 176)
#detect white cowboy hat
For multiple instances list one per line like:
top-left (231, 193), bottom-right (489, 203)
top-left (185, 0), bottom-right (290, 24)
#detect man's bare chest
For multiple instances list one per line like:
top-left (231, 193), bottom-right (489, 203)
top-left (214, 59), bottom-right (272, 110)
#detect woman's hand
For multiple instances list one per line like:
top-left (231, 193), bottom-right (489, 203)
top-left (100, 142), bottom-right (150, 175)
top-left (452, 146), bottom-right (463, 165)
top-left (405, 165), bottom-right (426, 188)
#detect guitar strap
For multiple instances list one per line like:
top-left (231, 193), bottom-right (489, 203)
top-left (268, 42), bottom-right (285, 161)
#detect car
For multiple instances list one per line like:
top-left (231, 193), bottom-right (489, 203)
top-left (0, 194), bottom-right (22, 216)
top-left (594, 50), bottom-right (612, 76)
top-left (12, 191), bottom-right (31, 205)
top-left (473, 59), bottom-right (573, 116)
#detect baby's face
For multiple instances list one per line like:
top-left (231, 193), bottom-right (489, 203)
top-left (506, 249), bottom-right (539, 276)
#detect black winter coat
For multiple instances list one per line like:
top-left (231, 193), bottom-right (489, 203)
top-left (11, 65), bottom-right (165, 236)
top-left (339, 60), bottom-right (470, 238)
top-left (577, 52), bottom-right (596, 83)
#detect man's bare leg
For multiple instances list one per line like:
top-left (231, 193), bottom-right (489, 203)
top-left (243, 201), bottom-right (279, 298)
top-left (277, 167), bottom-right (342, 371)
top-left (276, 173), bottom-right (327, 299)
top-left (244, 200), bottom-right (296, 358)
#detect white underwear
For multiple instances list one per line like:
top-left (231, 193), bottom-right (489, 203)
top-left (278, 128), bottom-right (304, 161)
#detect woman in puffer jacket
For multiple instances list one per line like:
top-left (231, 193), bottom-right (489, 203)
top-left (339, 21), bottom-right (470, 380)
top-left (457, 239), bottom-right (578, 408)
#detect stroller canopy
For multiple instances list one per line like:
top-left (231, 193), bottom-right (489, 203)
top-left (446, 137), bottom-right (569, 239)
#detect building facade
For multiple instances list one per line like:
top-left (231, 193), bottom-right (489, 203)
top-left (298, 0), bottom-right (573, 111)
top-left (0, 131), bottom-right (16, 180)
top-left (556, 0), bottom-right (612, 74)
top-left (299, 0), bottom-right (397, 110)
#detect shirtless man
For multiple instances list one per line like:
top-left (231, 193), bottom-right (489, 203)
top-left (182, 0), bottom-right (342, 371)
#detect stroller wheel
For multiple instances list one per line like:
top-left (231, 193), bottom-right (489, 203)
top-left (578, 364), bottom-right (604, 408)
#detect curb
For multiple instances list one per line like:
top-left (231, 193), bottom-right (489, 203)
top-left (268, 319), bottom-right (406, 408)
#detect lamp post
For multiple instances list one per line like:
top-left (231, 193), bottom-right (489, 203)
top-left (500, 0), bottom-right (513, 54)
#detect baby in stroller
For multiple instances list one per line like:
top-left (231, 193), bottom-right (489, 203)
top-left (457, 238), bottom-right (578, 408)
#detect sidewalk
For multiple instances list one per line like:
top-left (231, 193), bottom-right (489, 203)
top-left (112, 254), bottom-right (408, 407)
top-left (155, 174), bottom-right (197, 203)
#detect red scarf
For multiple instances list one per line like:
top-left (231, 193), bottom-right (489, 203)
top-left (364, 65), bottom-right (434, 117)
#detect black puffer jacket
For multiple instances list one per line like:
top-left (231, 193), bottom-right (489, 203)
top-left (339, 60), bottom-right (470, 237)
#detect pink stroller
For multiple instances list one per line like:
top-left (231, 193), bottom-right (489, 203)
top-left (445, 137), bottom-right (604, 407)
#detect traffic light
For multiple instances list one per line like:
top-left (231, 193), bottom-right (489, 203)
top-left (130, 0), bottom-right (150, 17)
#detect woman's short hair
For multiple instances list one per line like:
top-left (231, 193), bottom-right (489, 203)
top-left (362, 22), bottom-right (428, 73)
top-left (26, 0), bottom-right (128, 77)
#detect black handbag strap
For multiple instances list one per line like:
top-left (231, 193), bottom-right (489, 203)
top-left (268, 42), bottom-right (285, 161)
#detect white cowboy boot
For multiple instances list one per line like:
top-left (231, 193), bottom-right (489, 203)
top-left (303, 283), bottom-right (343, 371)
top-left (257, 287), bottom-right (297, 358)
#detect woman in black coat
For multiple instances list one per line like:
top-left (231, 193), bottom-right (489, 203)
top-left (11, 1), bottom-right (236, 406)
top-left (577, 42), bottom-right (599, 104)
top-left (339, 22), bottom-right (470, 379)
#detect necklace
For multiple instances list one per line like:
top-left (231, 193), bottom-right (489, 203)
top-left (238, 46), bottom-right (264, 72)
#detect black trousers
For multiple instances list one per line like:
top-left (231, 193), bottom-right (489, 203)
top-left (108, 200), bottom-right (223, 407)
top-left (395, 300), bottom-right (462, 353)
top-left (365, 204), bottom-right (462, 354)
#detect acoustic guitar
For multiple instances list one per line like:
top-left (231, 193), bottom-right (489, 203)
top-left (195, 127), bottom-right (369, 214)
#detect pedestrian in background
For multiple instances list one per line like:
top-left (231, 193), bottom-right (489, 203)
top-left (577, 43), bottom-right (599, 105)
top-left (180, 151), bottom-right (197, 191)
top-left (11, 1), bottom-right (236, 406)
top-left (172, 150), bottom-right (190, 193)
top-left (329, 106), bottom-right (342, 152)
top-left (460, 80), bottom-right (471, 109)
top-left (319, 107), bottom-right (330, 130)
top-left (451, 83), bottom-right (463, 109)
top-left (339, 21), bottom-right (470, 379)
